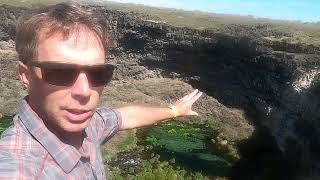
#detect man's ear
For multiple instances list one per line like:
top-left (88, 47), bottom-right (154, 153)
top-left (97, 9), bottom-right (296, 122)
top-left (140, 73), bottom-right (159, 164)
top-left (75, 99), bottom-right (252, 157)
top-left (18, 61), bottom-right (31, 90)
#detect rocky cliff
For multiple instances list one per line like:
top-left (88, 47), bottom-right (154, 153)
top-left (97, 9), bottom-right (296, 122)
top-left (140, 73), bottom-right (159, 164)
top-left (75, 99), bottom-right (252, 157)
top-left (1, 4), bottom-right (320, 178)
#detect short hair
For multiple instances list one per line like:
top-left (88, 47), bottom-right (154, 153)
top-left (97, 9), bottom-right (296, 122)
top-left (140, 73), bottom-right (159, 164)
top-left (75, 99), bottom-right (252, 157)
top-left (15, 2), bottom-right (109, 63)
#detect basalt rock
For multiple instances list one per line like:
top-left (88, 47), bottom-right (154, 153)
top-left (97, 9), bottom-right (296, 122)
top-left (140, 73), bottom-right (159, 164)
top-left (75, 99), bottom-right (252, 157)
top-left (1, 4), bottom-right (320, 178)
top-left (99, 6), bottom-right (320, 177)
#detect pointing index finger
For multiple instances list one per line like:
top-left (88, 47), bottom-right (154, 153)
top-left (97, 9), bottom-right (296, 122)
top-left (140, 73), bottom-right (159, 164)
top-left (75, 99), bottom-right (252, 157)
top-left (186, 89), bottom-right (199, 99)
top-left (190, 91), bottom-right (203, 104)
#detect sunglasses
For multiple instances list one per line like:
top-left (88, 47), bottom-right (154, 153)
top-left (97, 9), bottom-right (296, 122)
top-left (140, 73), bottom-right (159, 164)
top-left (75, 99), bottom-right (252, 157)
top-left (27, 61), bottom-right (115, 87)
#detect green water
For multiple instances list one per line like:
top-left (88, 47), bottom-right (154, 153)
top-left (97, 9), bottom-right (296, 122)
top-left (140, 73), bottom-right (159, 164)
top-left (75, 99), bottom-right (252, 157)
top-left (141, 120), bottom-right (235, 177)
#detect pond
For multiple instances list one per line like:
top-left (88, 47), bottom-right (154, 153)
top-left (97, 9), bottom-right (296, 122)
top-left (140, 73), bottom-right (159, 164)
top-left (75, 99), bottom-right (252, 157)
top-left (141, 120), bottom-right (235, 177)
top-left (108, 119), bottom-right (239, 179)
top-left (109, 119), bottom-right (292, 179)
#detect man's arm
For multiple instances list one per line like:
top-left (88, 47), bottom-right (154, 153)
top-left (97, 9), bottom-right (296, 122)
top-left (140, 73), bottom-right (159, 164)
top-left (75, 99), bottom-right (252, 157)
top-left (116, 89), bottom-right (203, 130)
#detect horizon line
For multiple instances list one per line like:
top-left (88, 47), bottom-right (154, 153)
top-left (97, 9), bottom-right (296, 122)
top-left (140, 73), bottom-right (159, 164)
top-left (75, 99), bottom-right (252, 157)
top-left (105, 0), bottom-right (320, 23)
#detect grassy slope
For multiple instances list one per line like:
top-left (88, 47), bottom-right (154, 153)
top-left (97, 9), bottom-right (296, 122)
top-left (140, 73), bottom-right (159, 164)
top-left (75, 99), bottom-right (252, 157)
top-left (101, 1), bottom-right (320, 47)
top-left (2, 0), bottom-right (319, 46)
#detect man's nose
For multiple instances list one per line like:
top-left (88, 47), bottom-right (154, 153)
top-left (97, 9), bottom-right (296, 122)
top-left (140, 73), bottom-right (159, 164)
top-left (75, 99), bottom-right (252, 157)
top-left (71, 72), bottom-right (91, 101)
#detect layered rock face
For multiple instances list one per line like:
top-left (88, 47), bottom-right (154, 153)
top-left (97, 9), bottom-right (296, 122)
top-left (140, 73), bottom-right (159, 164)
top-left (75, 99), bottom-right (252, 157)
top-left (102, 7), bottom-right (320, 176)
top-left (1, 4), bottom-right (320, 177)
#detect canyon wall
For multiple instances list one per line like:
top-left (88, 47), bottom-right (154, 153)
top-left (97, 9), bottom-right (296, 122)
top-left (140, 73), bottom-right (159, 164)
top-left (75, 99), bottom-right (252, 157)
top-left (1, 4), bottom-right (320, 177)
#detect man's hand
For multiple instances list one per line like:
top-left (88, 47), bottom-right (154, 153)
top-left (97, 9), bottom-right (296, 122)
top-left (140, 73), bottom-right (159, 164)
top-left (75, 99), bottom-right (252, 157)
top-left (173, 89), bottom-right (203, 116)
top-left (116, 89), bottom-right (203, 130)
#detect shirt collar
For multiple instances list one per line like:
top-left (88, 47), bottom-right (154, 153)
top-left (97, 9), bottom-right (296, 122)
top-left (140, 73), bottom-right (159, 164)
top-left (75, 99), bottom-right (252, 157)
top-left (17, 98), bottom-right (82, 173)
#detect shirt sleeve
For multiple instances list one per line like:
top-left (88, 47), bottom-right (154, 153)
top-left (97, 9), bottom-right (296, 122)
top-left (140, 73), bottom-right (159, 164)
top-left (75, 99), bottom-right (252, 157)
top-left (90, 107), bottom-right (122, 145)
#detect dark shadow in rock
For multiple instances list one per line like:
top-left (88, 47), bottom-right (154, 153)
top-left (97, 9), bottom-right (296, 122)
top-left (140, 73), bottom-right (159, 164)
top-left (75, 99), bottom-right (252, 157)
top-left (139, 34), bottom-right (315, 179)
top-left (231, 128), bottom-right (293, 180)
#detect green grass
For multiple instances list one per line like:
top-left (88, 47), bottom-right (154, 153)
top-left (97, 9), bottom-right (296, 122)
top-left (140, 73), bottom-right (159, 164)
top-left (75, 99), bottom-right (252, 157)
top-left (109, 148), bottom-right (210, 180)
top-left (102, 129), bottom-right (138, 163)
top-left (115, 130), bottom-right (137, 150)
top-left (0, 115), bottom-right (13, 135)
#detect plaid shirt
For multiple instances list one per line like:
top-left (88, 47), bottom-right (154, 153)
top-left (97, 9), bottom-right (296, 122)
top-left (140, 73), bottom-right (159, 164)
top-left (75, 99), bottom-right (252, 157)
top-left (0, 98), bottom-right (122, 179)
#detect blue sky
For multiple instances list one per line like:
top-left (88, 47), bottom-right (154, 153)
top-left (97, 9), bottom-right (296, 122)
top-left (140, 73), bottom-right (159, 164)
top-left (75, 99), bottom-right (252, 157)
top-left (108, 0), bottom-right (320, 22)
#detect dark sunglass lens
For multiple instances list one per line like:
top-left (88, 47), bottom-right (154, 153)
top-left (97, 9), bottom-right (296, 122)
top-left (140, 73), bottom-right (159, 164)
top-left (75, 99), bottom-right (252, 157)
top-left (43, 68), bottom-right (78, 86)
top-left (87, 66), bottom-right (114, 87)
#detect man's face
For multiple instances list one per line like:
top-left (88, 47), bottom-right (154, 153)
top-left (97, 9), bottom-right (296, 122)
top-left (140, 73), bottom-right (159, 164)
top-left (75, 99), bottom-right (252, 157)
top-left (24, 28), bottom-right (105, 133)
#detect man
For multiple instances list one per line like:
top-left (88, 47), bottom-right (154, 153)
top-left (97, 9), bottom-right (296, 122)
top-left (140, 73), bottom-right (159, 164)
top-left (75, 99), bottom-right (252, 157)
top-left (0, 3), bottom-right (202, 179)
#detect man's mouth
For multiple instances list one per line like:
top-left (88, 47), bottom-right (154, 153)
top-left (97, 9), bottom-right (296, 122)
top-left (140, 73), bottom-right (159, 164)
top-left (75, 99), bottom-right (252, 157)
top-left (65, 109), bottom-right (92, 123)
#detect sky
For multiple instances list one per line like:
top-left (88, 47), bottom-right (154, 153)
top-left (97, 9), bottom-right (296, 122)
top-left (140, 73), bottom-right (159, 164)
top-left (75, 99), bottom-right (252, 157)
top-left (107, 0), bottom-right (320, 22)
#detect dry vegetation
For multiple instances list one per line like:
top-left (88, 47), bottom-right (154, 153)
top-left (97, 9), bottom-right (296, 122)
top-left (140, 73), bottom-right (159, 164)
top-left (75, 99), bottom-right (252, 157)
top-left (1, 0), bottom-right (319, 47)
top-left (100, 1), bottom-right (320, 47)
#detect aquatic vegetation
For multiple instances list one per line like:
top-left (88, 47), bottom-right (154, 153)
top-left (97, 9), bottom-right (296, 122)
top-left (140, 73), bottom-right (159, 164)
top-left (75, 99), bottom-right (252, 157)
top-left (144, 120), bottom-right (235, 177)
top-left (146, 121), bottom-right (212, 153)
top-left (108, 119), bottom-right (235, 178)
